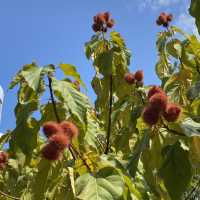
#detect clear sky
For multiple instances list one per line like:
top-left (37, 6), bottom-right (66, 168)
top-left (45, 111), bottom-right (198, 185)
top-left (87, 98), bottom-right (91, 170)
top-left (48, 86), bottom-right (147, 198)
top-left (0, 0), bottom-right (196, 132)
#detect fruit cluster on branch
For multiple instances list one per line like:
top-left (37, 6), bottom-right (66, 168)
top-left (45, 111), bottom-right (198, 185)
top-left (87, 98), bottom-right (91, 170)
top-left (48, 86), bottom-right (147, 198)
top-left (42, 121), bottom-right (78, 160)
top-left (142, 86), bottom-right (181, 126)
top-left (124, 70), bottom-right (144, 86)
top-left (92, 12), bottom-right (115, 33)
top-left (156, 12), bottom-right (173, 27)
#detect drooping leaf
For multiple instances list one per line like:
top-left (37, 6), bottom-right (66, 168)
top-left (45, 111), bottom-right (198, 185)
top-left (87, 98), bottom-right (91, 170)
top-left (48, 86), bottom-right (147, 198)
top-left (159, 142), bottom-right (192, 200)
top-left (75, 167), bottom-right (124, 200)
top-left (59, 63), bottom-right (86, 88)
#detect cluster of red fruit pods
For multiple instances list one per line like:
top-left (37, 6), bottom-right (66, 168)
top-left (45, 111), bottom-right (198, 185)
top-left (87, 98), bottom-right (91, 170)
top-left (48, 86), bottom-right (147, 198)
top-left (142, 86), bottom-right (181, 126)
top-left (124, 70), bottom-right (144, 86)
top-left (0, 151), bottom-right (8, 170)
top-left (92, 12), bottom-right (115, 32)
top-left (156, 12), bottom-right (173, 27)
top-left (42, 121), bottom-right (78, 160)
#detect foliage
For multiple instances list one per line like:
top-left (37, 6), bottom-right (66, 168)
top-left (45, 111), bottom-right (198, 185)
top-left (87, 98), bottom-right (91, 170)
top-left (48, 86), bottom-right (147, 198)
top-left (0, 4), bottom-right (200, 200)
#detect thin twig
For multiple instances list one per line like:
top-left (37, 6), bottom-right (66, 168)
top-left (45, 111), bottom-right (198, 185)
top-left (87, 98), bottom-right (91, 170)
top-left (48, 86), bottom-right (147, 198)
top-left (105, 74), bottom-right (113, 154)
top-left (0, 191), bottom-right (20, 200)
top-left (47, 76), bottom-right (61, 123)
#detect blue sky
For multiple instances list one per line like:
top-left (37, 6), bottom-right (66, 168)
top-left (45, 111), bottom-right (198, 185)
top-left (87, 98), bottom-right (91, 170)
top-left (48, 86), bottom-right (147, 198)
top-left (0, 0), bottom-right (196, 132)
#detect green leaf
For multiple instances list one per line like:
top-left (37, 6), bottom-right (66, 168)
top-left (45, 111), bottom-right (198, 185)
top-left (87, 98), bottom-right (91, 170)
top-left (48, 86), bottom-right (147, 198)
top-left (166, 39), bottom-right (182, 59)
top-left (59, 63), bottom-right (86, 88)
top-left (187, 81), bottom-right (200, 100)
top-left (94, 50), bottom-right (114, 76)
top-left (127, 130), bottom-right (150, 178)
top-left (52, 78), bottom-right (91, 126)
top-left (110, 31), bottom-right (125, 49)
top-left (75, 167), bottom-right (124, 200)
top-left (20, 65), bottom-right (43, 92)
top-left (159, 142), bottom-right (192, 200)
top-left (180, 118), bottom-right (200, 137)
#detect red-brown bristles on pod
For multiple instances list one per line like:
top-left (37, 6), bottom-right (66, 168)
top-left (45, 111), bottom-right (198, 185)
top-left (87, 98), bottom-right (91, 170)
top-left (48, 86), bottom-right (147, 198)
top-left (43, 121), bottom-right (62, 138)
top-left (41, 143), bottom-right (61, 161)
top-left (134, 70), bottom-right (144, 82)
top-left (92, 12), bottom-right (115, 33)
top-left (49, 133), bottom-right (69, 151)
top-left (142, 105), bottom-right (160, 126)
top-left (148, 86), bottom-right (165, 99)
top-left (163, 103), bottom-right (181, 122)
top-left (0, 151), bottom-right (8, 170)
top-left (149, 93), bottom-right (168, 111)
top-left (124, 72), bottom-right (135, 84)
top-left (156, 12), bottom-right (173, 28)
top-left (60, 121), bottom-right (79, 140)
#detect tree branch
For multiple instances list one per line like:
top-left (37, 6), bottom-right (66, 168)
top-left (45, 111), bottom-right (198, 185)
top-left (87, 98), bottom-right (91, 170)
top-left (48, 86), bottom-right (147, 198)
top-left (47, 76), bottom-right (61, 123)
top-left (0, 191), bottom-right (20, 200)
top-left (105, 74), bottom-right (113, 154)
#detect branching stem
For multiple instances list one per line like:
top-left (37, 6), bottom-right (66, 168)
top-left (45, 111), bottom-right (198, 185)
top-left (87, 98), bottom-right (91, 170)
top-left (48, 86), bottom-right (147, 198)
top-left (0, 191), bottom-right (20, 200)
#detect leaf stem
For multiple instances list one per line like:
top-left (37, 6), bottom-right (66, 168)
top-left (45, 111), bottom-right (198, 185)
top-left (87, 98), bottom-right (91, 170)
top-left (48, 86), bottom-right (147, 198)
top-left (105, 74), bottom-right (113, 154)
top-left (0, 191), bottom-right (20, 200)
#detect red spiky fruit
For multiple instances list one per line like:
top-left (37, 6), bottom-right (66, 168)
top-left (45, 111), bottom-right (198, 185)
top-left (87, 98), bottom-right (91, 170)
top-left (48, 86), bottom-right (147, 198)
top-left (104, 12), bottom-right (110, 22)
top-left (142, 105), bottom-right (160, 126)
top-left (134, 70), bottom-right (144, 82)
top-left (0, 151), bottom-right (8, 163)
top-left (167, 14), bottom-right (173, 22)
top-left (107, 19), bottom-right (115, 28)
top-left (49, 133), bottom-right (69, 150)
top-left (149, 93), bottom-right (168, 111)
top-left (96, 13), bottom-right (105, 24)
top-left (148, 86), bottom-right (165, 99)
top-left (163, 103), bottom-right (181, 122)
top-left (124, 72), bottom-right (135, 84)
top-left (60, 121), bottom-right (79, 139)
top-left (92, 23), bottom-right (101, 32)
top-left (41, 143), bottom-right (61, 161)
top-left (43, 121), bottom-right (62, 138)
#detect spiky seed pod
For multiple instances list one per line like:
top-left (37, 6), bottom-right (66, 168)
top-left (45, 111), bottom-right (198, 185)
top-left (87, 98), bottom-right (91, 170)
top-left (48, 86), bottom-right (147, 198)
top-left (96, 13), bottom-right (105, 24)
top-left (104, 12), bottom-right (110, 22)
top-left (0, 151), bottom-right (8, 163)
top-left (134, 70), bottom-right (144, 82)
top-left (163, 103), bottom-right (181, 122)
top-left (124, 72), bottom-right (135, 84)
top-left (167, 14), bottom-right (173, 22)
top-left (92, 23), bottom-right (101, 32)
top-left (148, 86), bottom-right (165, 99)
top-left (60, 121), bottom-right (79, 139)
top-left (142, 105), bottom-right (160, 126)
top-left (49, 133), bottom-right (69, 150)
top-left (41, 143), bottom-right (61, 161)
top-left (107, 19), bottom-right (115, 28)
top-left (43, 121), bottom-right (62, 138)
top-left (149, 93), bottom-right (168, 111)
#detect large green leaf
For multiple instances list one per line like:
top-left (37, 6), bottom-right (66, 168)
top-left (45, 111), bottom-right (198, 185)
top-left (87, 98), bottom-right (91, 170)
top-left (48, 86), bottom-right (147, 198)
top-left (52, 78), bottom-right (91, 126)
top-left (159, 142), bottom-right (192, 200)
top-left (127, 130), bottom-right (149, 178)
top-left (59, 63), bottom-right (86, 87)
top-left (75, 167), bottom-right (124, 200)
